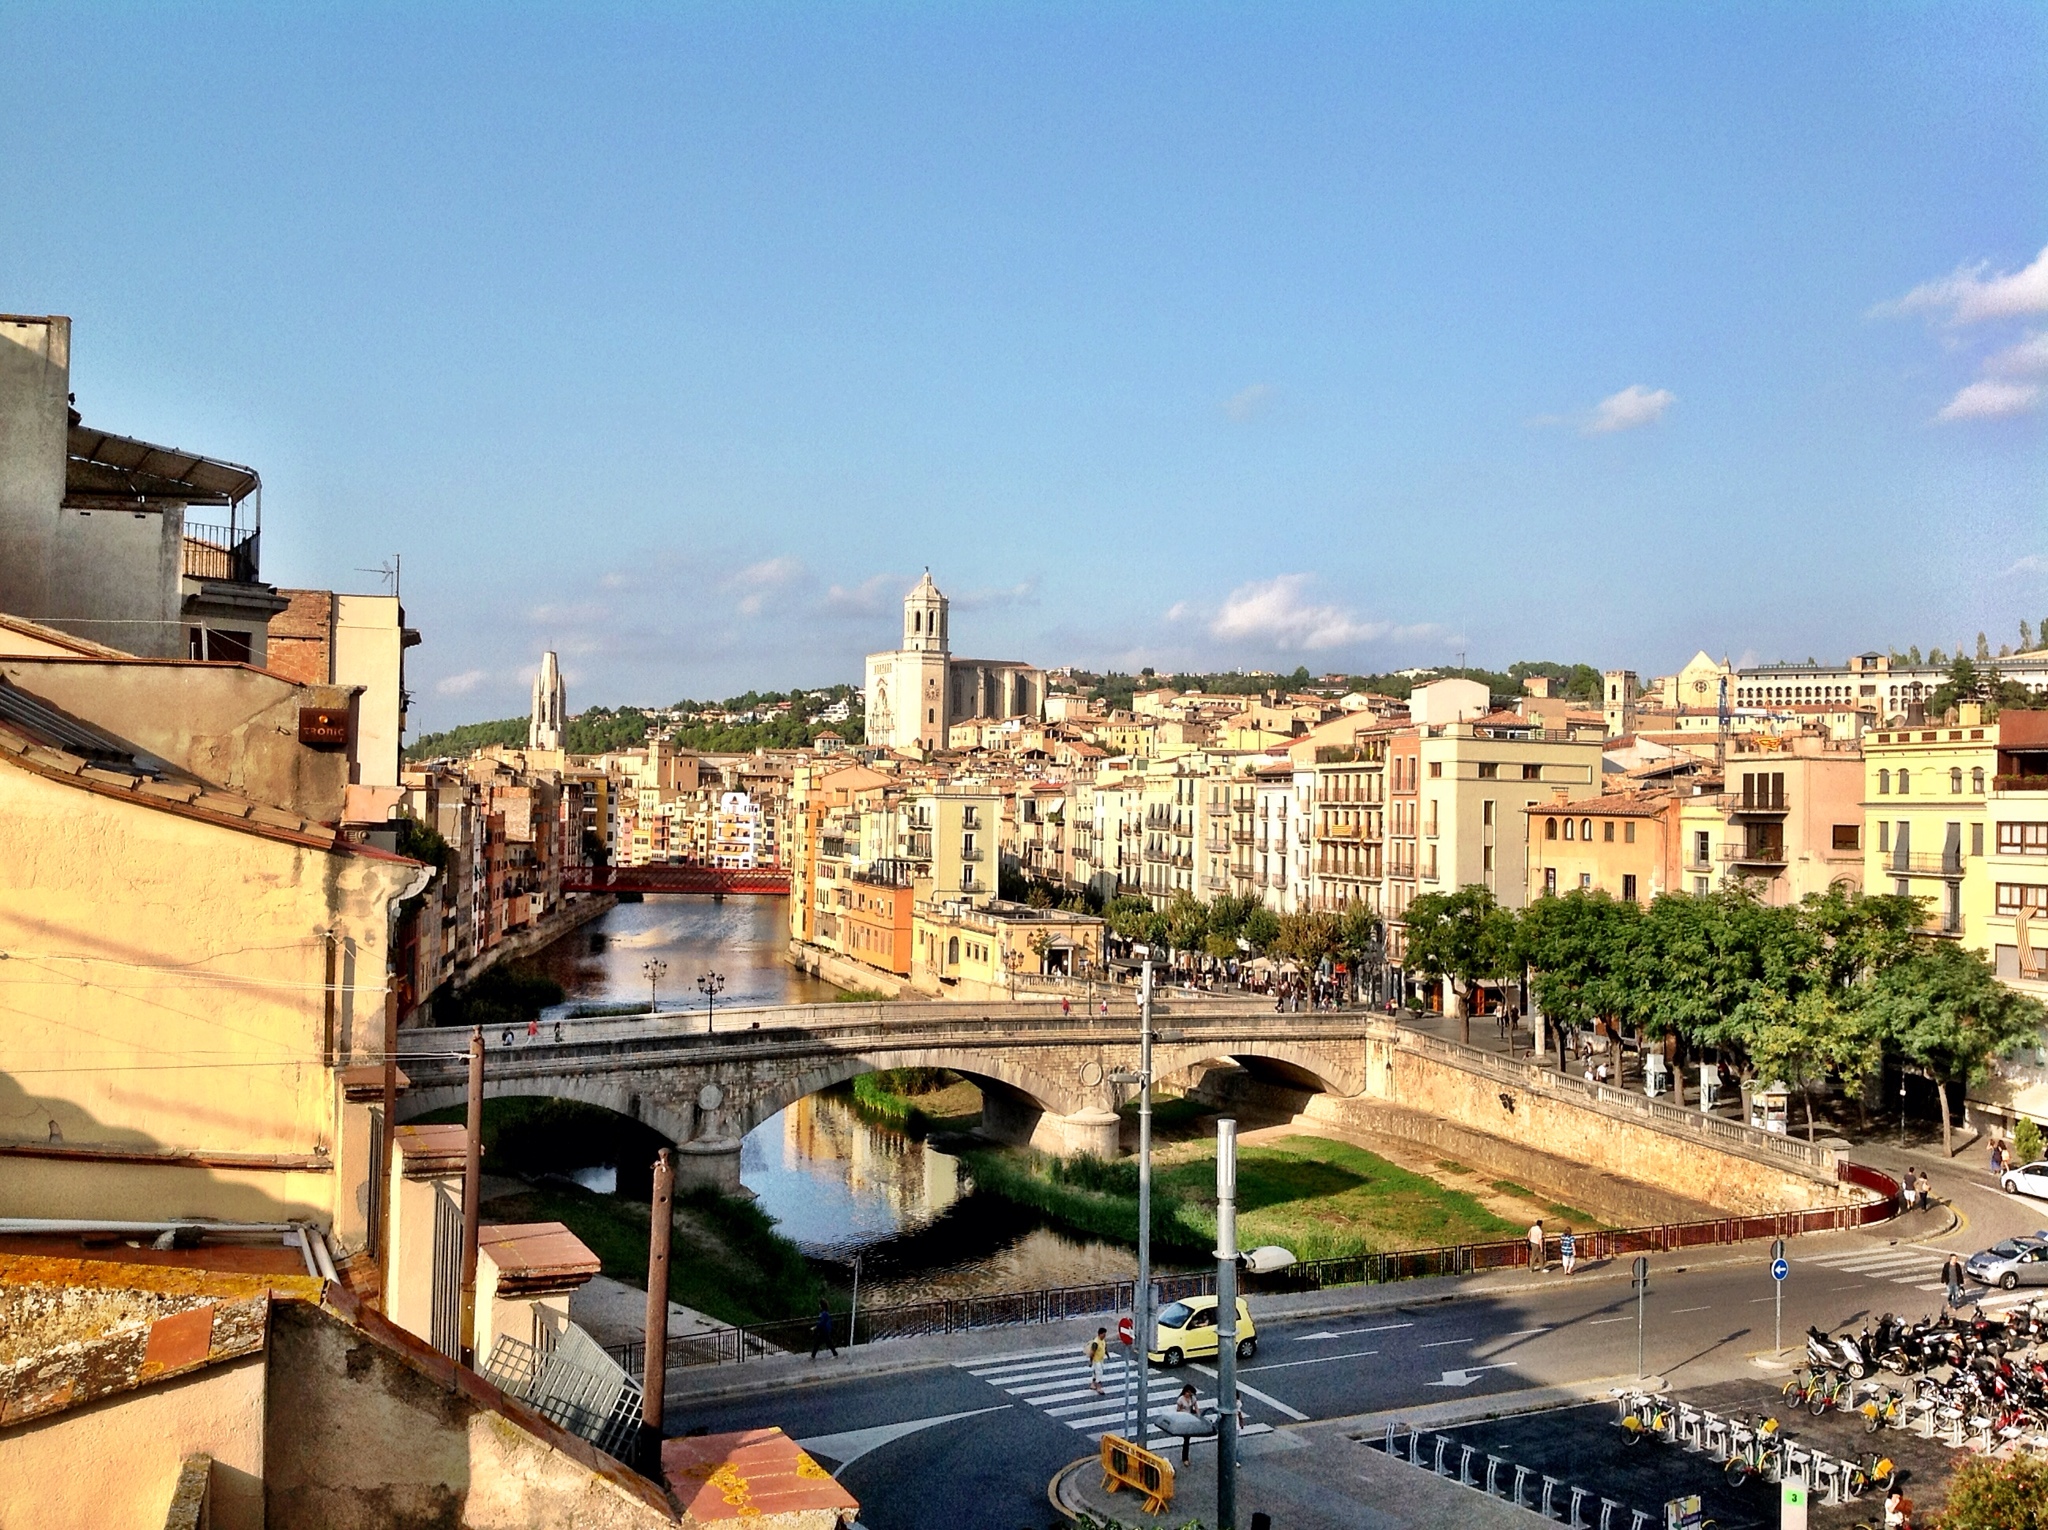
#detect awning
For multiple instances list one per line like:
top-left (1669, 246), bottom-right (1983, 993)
top-left (64, 422), bottom-right (260, 508)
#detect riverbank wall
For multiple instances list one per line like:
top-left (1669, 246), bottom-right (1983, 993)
top-left (450, 893), bottom-right (617, 997)
top-left (786, 939), bottom-right (909, 998)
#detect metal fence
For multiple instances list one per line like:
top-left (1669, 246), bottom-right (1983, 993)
top-left (608, 1164), bottom-right (1900, 1375)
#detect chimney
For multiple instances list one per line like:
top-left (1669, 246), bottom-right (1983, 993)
top-left (1905, 699), bottom-right (1927, 726)
top-left (1959, 702), bottom-right (1984, 728)
top-left (1523, 676), bottom-right (1554, 699)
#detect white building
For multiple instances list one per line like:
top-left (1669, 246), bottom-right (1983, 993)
top-left (863, 572), bottom-right (1045, 752)
top-left (530, 649), bottom-right (566, 751)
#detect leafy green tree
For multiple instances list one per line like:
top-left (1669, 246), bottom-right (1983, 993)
top-left (1403, 885), bottom-right (1517, 1042)
top-left (1864, 942), bottom-right (2048, 1157)
top-left (1934, 1450), bottom-right (2048, 1529)
top-left (1272, 911), bottom-right (1339, 968)
top-left (1242, 906), bottom-right (1282, 952)
top-left (1516, 888), bottom-right (1641, 1055)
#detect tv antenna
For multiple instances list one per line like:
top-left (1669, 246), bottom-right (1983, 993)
top-left (356, 554), bottom-right (401, 599)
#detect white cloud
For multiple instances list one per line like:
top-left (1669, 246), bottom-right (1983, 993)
top-left (726, 556), bottom-right (807, 616)
top-left (435, 668), bottom-right (489, 697)
top-left (1207, 575), bottom-right (1393, 652)
top-left (953, 579), bottom-right (1038, 612)
top-left (1882, 244), bottom-right (2048, 326)
top-left (823, 574), bottom-right (903, 617)
top-left (1936, 379), bottom-right (2043, 422)
top-left (1583, 384), bottom-right (1676, 435)
top-left (1986, 330), bottom-right (2048, 378)
top-left (1223, 383), bottom-right (1274, 422)
top-left (2002, 554), bottom-right (2048, 578)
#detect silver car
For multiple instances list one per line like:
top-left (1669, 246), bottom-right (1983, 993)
top-left (1966, 1235), bottom-right (2048, 1291)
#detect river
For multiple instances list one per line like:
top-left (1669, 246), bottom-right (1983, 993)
top-left (530, 895), bottom-right (1141, 1304)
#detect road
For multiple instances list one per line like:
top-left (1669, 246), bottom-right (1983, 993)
top-left (667, 1227), bottom-right (2034, 1530)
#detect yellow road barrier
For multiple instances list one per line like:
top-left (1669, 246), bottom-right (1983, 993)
top-left (1100, 1433), bottom-right (1174, 1514)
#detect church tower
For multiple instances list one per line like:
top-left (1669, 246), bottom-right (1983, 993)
top-left (903, 570), bottom-right (949, 654)
top-left (530, 650), bottom-right (566, 751)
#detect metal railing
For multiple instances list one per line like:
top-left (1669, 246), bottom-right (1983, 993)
top-left (607, 1168), bottom-right (1897, 1374)
top-left (1720, 842), bottom-right (1787, 864)
top-left (1890, 852), bottom-right (1965, 877)
top-left (181, 521), bottom-right (259, 583)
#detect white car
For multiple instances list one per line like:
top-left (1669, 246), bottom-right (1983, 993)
top-left (2001, 1160), bottom-right (2048, 1199)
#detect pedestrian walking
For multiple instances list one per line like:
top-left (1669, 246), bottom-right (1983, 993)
top-left (1991, 1139), bottom-right (2006, 1175)
top-left (1942, 1254), bottom-right (1964, 1311)
top-left (1087, 1327), bottom-right (1109, 1395)
top-left (1528, 1219), bottom-right (1546, 1273)
top-left (810, 1299), bottom-right (838, 1359)
top-left (1060, 995), bottom-right (1071, 1017)
top-left (1902, 1166), bottom-right (1920, 1211)
top-left (1174, 1384), bottom-right (1203, 1464)
top-left (1100, 998), bottom-right (1109, 1018)
top-left (1916, 1168), bottom-right (1932, 1208)
top-left (1560, 1228), bottom-right (1577, 1276)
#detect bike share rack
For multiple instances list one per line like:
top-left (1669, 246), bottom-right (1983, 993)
top-left (1609, 1387), bottom-right (1880, 1504)
top-left (1375, 1422), bottom-right (1649, 1525)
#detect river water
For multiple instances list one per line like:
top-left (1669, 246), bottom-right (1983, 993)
top-left (531, 896), bottom-right (1140, 1302)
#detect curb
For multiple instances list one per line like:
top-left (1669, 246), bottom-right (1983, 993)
top-left (1048, 1456), bottom-right (1092, 1523)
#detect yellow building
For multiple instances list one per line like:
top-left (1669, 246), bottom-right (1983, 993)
top-left (1862, 707), bottom-right (1999, 938)
top-left (0, 681), bottom-right (429, 1256)
top-left (1526, 790), bottom-right (1676, 904)
top-left (912, 898), bottom-right (1105, 999)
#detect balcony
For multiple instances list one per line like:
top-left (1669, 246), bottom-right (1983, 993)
top-left (1720, 791), bottom-right (1788, 816)
top-left (180, 518), bottom-right (260, 583)
top-left (1720, 842), bottom-right (1787, 867)
top-left (1887, 852), bottom-right (1966, 878)
top-left (1322, 822), bottom-right (1359, 840)
top-left (1232, 828), bottom-right (1253, 844)
top-left (959, 847), bottom-right (984, 863)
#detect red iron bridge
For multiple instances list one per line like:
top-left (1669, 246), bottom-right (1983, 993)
top-left (563, 864), bottom-right (792, 896)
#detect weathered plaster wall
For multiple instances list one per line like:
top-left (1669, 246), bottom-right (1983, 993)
top-left (0, 656), bottom-right (357, 822)
top-left (263, 1301), bottom-right (676, 1530)
top-left (0, 317), bottom-right (68, 630)
top-left (0, 763), bottom-right (415, 1229)
top-left (0, 1355), bottom-right (267, 1530)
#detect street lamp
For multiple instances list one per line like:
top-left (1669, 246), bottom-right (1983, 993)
top-left (697, 970), bottom-right (726, 1034)
top-left (642, 958), bottom-right (667, 1014)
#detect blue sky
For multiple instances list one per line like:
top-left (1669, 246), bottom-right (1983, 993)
top-left (3, 4), bottom-right (2043, 730)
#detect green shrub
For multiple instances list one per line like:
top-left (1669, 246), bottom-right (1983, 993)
top-left (2015, 1117), bottom-right (2044, 1165)
top-left (1934, 1450), bottom-right (2048, 1529)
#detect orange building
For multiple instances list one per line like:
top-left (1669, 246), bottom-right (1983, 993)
top-left (1525, 790), bottom-right (1679, 905)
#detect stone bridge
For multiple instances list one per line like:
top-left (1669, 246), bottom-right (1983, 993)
top-left (393, 997), bottom-right (1378, 1189)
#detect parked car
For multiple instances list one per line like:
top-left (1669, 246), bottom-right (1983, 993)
top-left (1965, 1236), bottom-right (2048, 1291)
top-left (2001, 1161), bottom-right (2048, 1199)
top-left (1148, 1296), bottom-right (1257, 1366)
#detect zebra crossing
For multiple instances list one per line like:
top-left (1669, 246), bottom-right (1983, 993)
top-left (955, 1345), bottom-right (1275, 1446)
top-left (1797, 1242), bottom-right (2035, 1315)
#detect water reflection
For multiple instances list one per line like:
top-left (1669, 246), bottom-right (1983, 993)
top-left (742, 1092), bottom-right (1145, 1304)
top-left (532, 895), bottom-right (837, 1013)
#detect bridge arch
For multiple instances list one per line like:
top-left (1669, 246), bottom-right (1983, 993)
top-left (1150, 1039), bottom-right (1366, 1102)
top-left (395, 1073), bottom-right (696, 1150)
top-left (738, 1048), bottom-right (1078, 1139)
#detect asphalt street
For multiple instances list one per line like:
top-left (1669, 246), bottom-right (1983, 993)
top-left (667, 1227), bottom-right (2033, 1530)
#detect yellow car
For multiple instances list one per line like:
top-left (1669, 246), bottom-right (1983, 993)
top-left (1148, 1296), bottom-right (1256, 1367)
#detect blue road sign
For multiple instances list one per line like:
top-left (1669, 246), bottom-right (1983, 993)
top-left (1772, 1258), bottom-right (1789, 1282)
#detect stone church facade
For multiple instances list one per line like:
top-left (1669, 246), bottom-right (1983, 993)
top-left (863, 572), bottom-right (1045, 751)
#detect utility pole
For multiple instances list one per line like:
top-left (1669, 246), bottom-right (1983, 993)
top-left (1135, 957), bottom-right (1155, 1450)
top-left (642, 1149), bottom-right (674, 1468)
top-left (459, 1028), bottom-right (485, 1368)
top-left (376, 987), bottom-right (399, 1301)
top-left (1215, 1118), bottom-right (1240, 1530)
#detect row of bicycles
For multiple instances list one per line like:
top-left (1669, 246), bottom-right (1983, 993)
top-left (1615, 1390), bottom-right (1899, 1501)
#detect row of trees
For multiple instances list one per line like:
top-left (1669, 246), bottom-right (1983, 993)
top-left (1403, 883), bottom-right (2046, 1154)
top-left (1101, 891), bottom-right (1383, 969)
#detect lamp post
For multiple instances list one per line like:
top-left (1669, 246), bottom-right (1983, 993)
top-left (1106, 954), bottom-right (1156, 1448)
top-left (697, 970), bottom-right (725, 1034)
top-left (1215, 1117), bottom-right (1241, 1530)
top-left (642, 958), bottom-right (666, 1015)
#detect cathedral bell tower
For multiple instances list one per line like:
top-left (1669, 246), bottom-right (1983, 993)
top-left (903, 570), bottom-right (949, 655)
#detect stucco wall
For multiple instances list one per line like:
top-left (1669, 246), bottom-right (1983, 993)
top-left (264, 1301), bottom-right (675, 1530)
top-left (0, 656), bottom-right (358, 821)
top-left (0, 762), bottom-right (415, 1230)
top-left (0, 317), bottom-right (68, 632)
top-left (0, 1354), bottom-right (267, 1530)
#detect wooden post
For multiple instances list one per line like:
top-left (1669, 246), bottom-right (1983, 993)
top-left (459, 1028), bottom-right (484, 1368)
top-left (376, 987), bottom-right (399, 1303)
top-left (642, 1148), bottom-right (675, 1463)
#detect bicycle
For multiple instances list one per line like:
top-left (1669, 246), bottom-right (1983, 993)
top-left (1619, 1393), bottom-right (1673, 1446)
top-left (1722, 1413), bottom-right (1783, 1488)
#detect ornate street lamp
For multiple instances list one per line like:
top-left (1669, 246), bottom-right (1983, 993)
top-left (697, 970), bottom-right (726, 1034)
top-left (642, 958), bottom-right (667, 1014)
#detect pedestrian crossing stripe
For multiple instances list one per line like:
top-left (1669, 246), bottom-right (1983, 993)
top-left (955, 1349), bottom-right (1277, 1445)
top-left (1791, 1244), bottom-right (2037, 1314)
